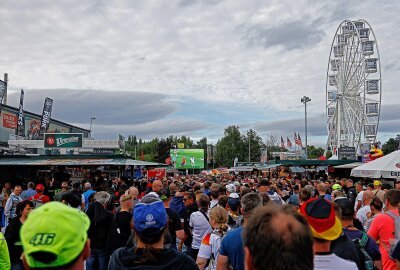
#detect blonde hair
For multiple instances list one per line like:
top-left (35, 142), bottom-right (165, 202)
top-left (209, 206), bottom-right (229, 235)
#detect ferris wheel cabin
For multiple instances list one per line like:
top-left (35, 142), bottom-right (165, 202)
top-left (365, 58), bottom-right (378, 73)
top-left (366, 80), bottom-right (379, 94)
top-left (362, 41), bottom-right (374, 56)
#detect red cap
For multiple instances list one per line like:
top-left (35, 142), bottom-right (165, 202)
top-left (35, 184), bottom-right (45, 192)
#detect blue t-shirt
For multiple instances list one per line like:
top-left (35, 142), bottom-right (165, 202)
top-left (83, 190), bottom-right (96, 210)
top-left (219, 227), bottom-right (244, 270)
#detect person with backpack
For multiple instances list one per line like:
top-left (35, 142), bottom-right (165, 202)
top-left (28, 184), bottom-right (50, 208)
top-left (196, 206), bottom-right (229, 270)
top-left (368, 189), bottom-right (400, 270)
top-left (336, 197), bottom-right (382, 270)
top-left (189, 194), bottom-right (212, 261)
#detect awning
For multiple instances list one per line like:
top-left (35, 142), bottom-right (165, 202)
top-left (334, 162), bottom-right (364, 169)
top-left (289, 167), bottom-right (305, 173)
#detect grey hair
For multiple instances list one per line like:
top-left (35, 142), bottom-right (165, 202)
top-left (84, 182), bottom-right (92, 189)
top-left (94, 191), bottom-right (111, 205)
top-left (241, 192), bottom-right (263, 217)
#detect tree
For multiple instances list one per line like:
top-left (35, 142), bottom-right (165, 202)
top-left (245, 129), bottom-right (265, 162)
top-left (215, 126), bottom-right (246, 167)
top-left (264, 134), bottom-right (286, 160)
top-left (195, 137), bottom-right (208, 169)
top-left (382, 138), bottom-right (399, 155)
top-left (307, 145), bottom-right (324, 159)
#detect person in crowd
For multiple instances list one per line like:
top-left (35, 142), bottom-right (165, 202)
top-left (85, 191), bottom-right (113, 270)
top-left (0, 231), bottom-right (10, 270)
top-left (299, 189), bottom-right (311, 206)
top-left (218, 195), bottom-right (229, 209)
top-left (354, 181), bottom-right (365, 212)
top-left (196, 206), bottom-right (229, 270)
top-left (300, 196), bottom-right (357, 269)
top-left (54, 181), bottom-right (69, 202)
top-left (28, 184), bottom-right (50, 207)
top-left (368, 189), bottom-right (400, 270)
top-left (125, 186), bottom-right (139, 207)
top-left (243, 204), bottom-right (314, 270)
top-left (20, 201), bottom-right (90, 270)
top-left (4, 185), bottom-right (22, 231)
top-left (170, 184), bottom-right (186, 219)
top-left (356, 190), bottom-right (373, 230)
top-left (365, 197), bottom-right (383, 231)
top-left (336, 197), bottom-right (382, 270)
top-left (209, 188), bottom-right (220, 210)
top-left (225, 184), bottom-right (238, 198)
top-left (217, 192), bottom-right (263, 270)
top-left (190, 194), bottom-right (212, 260)
top-left (372, 180), bottom-right (385, 203)
top-left (0, 189), bottom-right (11, 232)
top-left (106, 194), bottom-right (133, 255)
top-left (62, 182), bottom-right (85, 210)
top-left (226, 197), bottom-right (242, 229)
top-left (152, 180), bottom-right (163, 194)
top-left (179, 192), bottom-right (198, 255)
top-left (287, 184), bottom-right (300, 206)
top-left (5, 200), bottom-right (34, 270)
top-left (160, 187), bottom-right (181, 249)
top-left (83, 182), bottom-right (96, 211)
top-left (346, 179), bottom-right (357, 205)
top-left (20, 182), bottom-right (36, 200)
top-left (108, 194), bottom-right (198, 269)
top-left (317, 183), bottom-right (331, 201)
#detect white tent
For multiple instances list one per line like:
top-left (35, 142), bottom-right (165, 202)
top-left (351, 150), bottom-right (400, 179)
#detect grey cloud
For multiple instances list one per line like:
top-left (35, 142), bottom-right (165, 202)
top-left (92, 119), bottom-right (209, 140)
top-left (240, 18), bottom-right (326, 50)
top-left (178, 0), bottom-right (222, 8)
top-left (7, 89), bottom-right (176, 126)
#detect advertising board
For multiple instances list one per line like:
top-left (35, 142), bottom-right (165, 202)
top-left (170, 149), bottom-right (205, 169)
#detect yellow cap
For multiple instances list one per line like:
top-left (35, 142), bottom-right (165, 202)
top-left (373, 180), bottom-right (382, 186)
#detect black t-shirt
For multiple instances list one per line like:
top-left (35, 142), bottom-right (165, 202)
top-left (331, 233), bottom-right (363, 270)
top-left (165, 208), bottom-right (181, 247)
top-left (106, 211), bottom-right (133, 255)
top-left (108, 247), bottom-right (199, 270)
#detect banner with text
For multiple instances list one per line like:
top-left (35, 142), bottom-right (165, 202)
top-left (16, 89), bottom-right (25, 136)
top-left (2, 112), bottom-right (17, 129)
top-left (0, 80), bottom-right (6, 105)
top-left (39, 97), bottom-right (53, 139)
top-left (44, 133), bottom-right (83, 148)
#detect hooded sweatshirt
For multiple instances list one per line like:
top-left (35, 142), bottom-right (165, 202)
top-left (108, 247), bottom-right (198, 270)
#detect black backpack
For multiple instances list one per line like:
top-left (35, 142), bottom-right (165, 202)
top-left (352, 231), bottom-right (374, 270)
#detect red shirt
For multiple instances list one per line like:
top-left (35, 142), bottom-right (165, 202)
top-left (29, 193), bottom-right (50, 204)
top-left (368, 210), bottom-right (398, 270)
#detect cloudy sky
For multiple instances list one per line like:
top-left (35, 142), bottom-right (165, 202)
top-left (1, 0), bottom-right (399, 146)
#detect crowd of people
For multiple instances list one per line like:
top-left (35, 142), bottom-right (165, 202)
top-left (0, 174), bottom-right (400, 270)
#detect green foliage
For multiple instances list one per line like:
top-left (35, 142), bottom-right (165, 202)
top-left (382, 138), bottom-right (399, 155)
top-left (307, 145), bottom-right (325, 159)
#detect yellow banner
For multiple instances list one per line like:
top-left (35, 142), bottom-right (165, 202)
top-left (178, 143), bottom-right (185, 149)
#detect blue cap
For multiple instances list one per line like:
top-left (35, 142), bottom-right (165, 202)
top-left (134, 200), bottom-right (167, 233)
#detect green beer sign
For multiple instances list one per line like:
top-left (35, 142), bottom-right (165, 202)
top-left (44, 133), bottom-right (83, 148)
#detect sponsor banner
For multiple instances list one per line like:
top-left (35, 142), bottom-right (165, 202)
top-left (0, 80), bottom-right (6, 104)
top-left (39, 97), bottom-right (53, 138)
top-left (170, 149), bottom-right (204, 169)
top-left (44, 133), bottom-right (83, 148)
top-left (2, 112), bottom-right (17, 129)
top-left (93, 148), bottom-right (115, 155)
top-left (16, 89), bottom-right (25, 136)
top-left (178, 143), bottom-right (185, 149)
top-left (147, 168), bottom-right (166, 179)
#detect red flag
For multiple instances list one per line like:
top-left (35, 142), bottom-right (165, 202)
top-left (287, 137), bottom-right (292, 148)
top-left (296, 133), bottom-right (303, 147)
top-left (281, 136), bottom-right (285, 148)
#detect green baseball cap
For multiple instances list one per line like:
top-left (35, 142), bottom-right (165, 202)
top-left (332, 184), bottom-right (341, 190)
top-left (21, 201), bottom-right (90, 268)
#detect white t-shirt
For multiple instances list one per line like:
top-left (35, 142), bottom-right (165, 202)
top-left (189, 211), bottom-right (212, 249)
top-left (314, 254), bottom-right (358, 270)
top-left (354, 191), bottom-right (364, 210)
top-left (198, 232), bottom-right (223, 270)
top-left (356, 205), bottom-right (371, 230)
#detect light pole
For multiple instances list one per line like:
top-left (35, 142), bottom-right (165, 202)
top-left (248, 131), bottom-right (251, 162)
top-left (89, 117), bottom-right (96, 138)
top-left (301, 96), bottom-right (311, 159)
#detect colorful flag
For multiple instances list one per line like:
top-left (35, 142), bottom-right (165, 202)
top-left (287, 137), bottom-right (292, 148)
top-left (296, 133), bottom-right (303, 147)
top-left (0, 80), bottom-right (6, 105)
top-left (281, 136), bottom-right (285, 148)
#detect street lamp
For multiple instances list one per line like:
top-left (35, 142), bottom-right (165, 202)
top-left (301, 96), bottom-right (311, 159)
top-left (89, 117), bottom-right (96, 138)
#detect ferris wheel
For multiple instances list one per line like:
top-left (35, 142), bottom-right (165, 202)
top-left (326, 19), bottom-right (382, 155)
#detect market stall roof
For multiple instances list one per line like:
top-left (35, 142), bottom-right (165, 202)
top-left (334, 162), bottom-right (364, 169)
top-left (0, 155), bottom-right (164, 166)
top-left (351, 150), bottom-right (400, 179)
top-left (275, 159), bottom-right (358, 166)
top-left (289, 167), bottom-right (305, 173)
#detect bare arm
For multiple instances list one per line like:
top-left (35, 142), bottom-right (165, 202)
top-left (216, 254), bottom-right (229, 270)
top-left (196, 257), bottom-right (207, 270)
